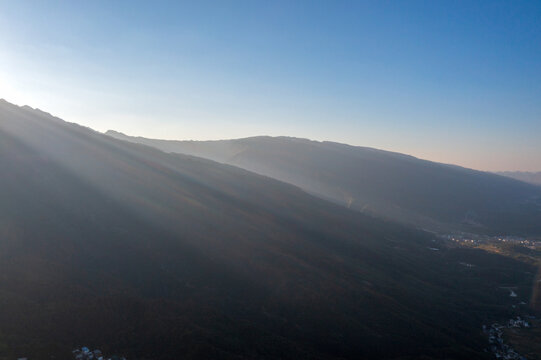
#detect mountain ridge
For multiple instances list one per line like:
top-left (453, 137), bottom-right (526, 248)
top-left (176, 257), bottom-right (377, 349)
top-left (497, 171), bottom-right (541, 186)
top-left (105, 130), bottom-right (422, 162)
top-left (105, 130), bottom-right (541, 236)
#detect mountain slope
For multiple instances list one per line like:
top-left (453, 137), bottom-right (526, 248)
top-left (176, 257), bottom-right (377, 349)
top-left (0, 100), bottom-right (536, 359)
top-left (497, 171), bottom-right (541, 186)
top-left (106, 131), bottom-right (541, 236)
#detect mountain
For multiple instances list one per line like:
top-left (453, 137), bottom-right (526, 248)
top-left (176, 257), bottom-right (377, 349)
top-left (0, 99), bottom-right (536, 359)
top-left (497, 171), bottom-right (541, 186)
top-left (105, 131), bottom-right (541, 236)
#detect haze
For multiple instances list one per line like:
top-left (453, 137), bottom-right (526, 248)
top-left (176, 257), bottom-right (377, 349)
top-left (1, 0), bottom-right (540, 171)
top-left (2, 2), bottom-right (541, 359)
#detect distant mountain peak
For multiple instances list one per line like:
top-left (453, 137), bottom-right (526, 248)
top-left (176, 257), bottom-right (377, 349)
top-left (105, 129), bottom-right (126, 136)
top-left (497, 171), bottom-right (541, 186)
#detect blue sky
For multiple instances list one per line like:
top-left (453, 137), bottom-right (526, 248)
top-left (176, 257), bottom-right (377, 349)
top-left (1, 1), bottom-right (540, 171)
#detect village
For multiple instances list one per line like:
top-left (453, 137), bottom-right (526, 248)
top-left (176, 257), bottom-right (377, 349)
top-left (442, 233), bottom-right (541, 249)
top-left (483, 317), bottom-right (532, 360)
top-left (443, 230), bottom-right (541, 360)
top-left (72, 347), bottom-right (126, 360)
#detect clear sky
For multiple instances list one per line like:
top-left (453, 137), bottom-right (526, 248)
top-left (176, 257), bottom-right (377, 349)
top-left (1, 1), bottom-right (540, 171)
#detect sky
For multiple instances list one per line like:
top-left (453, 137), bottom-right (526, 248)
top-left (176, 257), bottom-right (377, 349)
top-left (0, 1), bottom-right (540, 171)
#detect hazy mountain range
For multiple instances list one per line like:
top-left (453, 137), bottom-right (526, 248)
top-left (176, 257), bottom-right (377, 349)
top-left (0, 99), bottom-right (538, 359)
top-left (497, 171), bottom-right (541, 186)
top-left (106, 130), bottom-right (541, 236)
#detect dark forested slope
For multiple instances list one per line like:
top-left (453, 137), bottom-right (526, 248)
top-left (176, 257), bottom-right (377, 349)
top-left (0, 100), bottom-right (535, 359)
